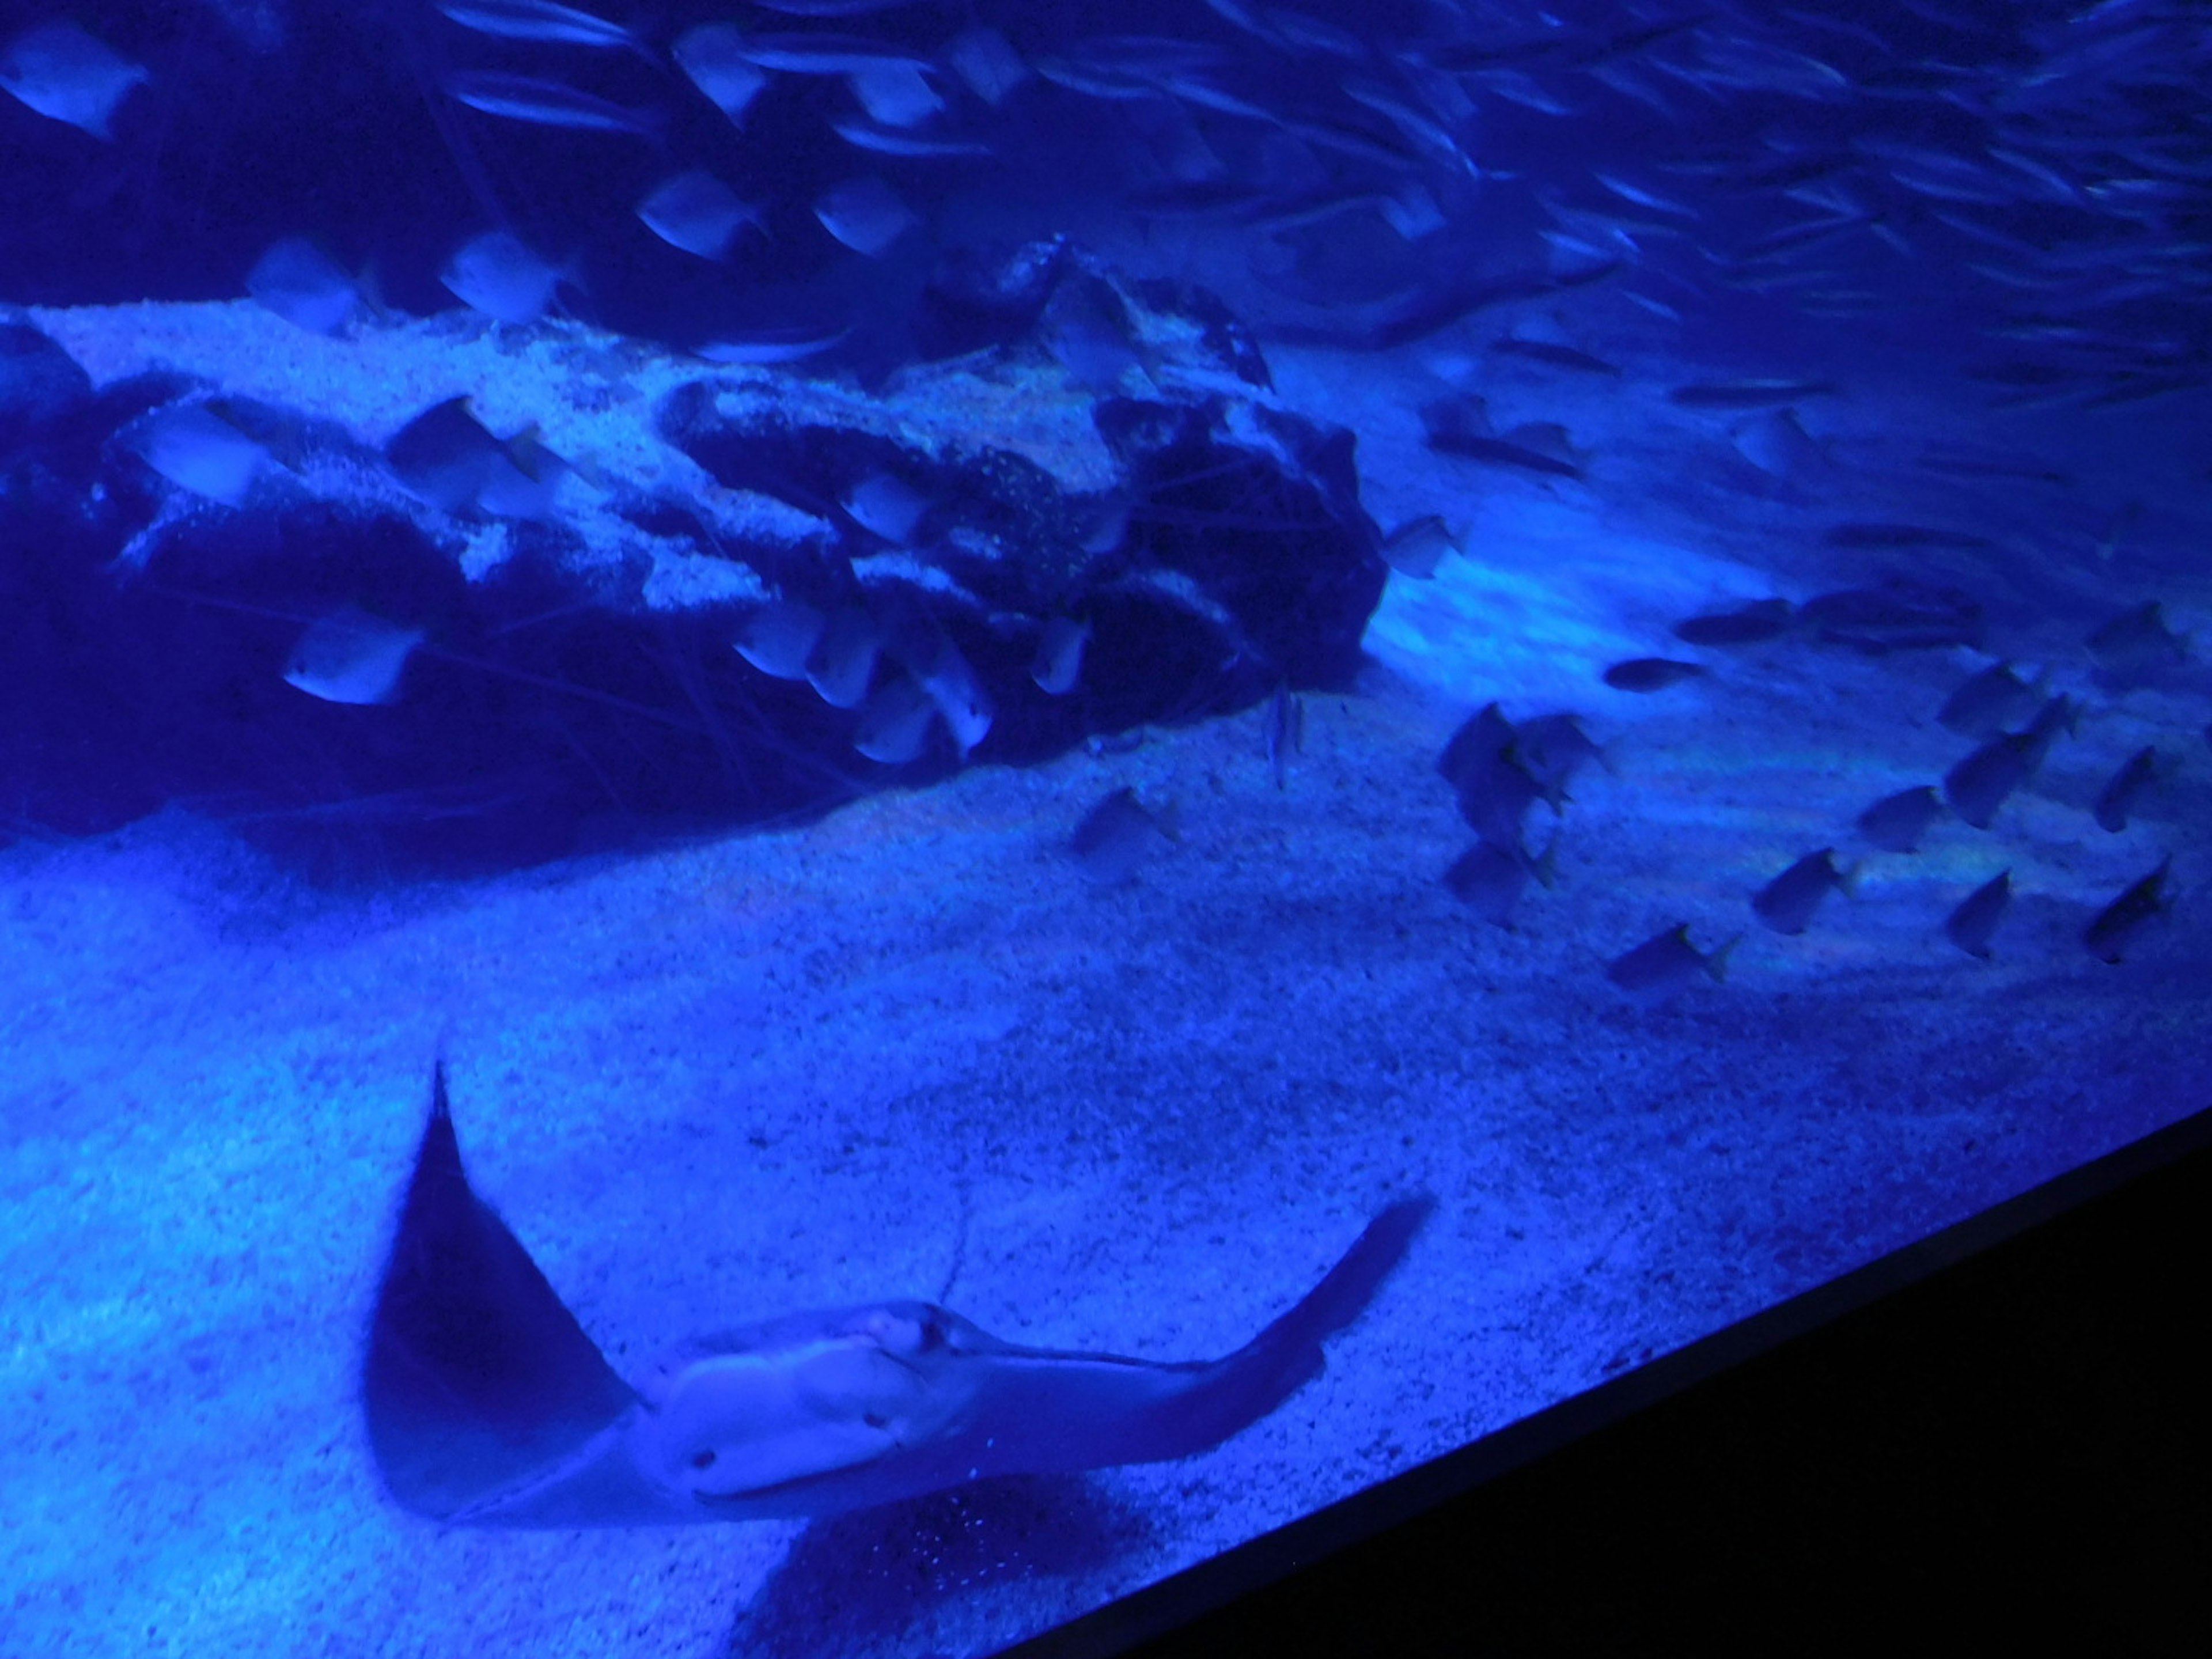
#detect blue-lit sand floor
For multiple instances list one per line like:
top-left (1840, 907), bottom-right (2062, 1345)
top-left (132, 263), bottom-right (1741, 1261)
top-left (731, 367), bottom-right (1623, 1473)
top-left (5, 328), bottom-right (2209, 1658)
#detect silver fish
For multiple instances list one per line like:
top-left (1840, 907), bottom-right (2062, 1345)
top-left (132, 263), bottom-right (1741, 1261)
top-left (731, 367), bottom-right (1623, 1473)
top-left (1856, 786), bottom-right (1943, 854)
top-left (1264, 684), bottom-right (1303, 790)
top-left (1069, 787), bottom-right (1172, 885)
top-left (1943, 870), bottom-right (2011, 961)
top-left (2086, 601), bottom-right (2189, 686)
top-left (852, 675), bottom-right (938, 764)
top-left (846, 60), bottom-right (941, 127)
top-left (637, 171), bottom-right (762, 262)
top-left (246, 237), bottom-right (361, 336)
top-left (1752, 849), bottom-right (1854, 935)
top-left (444, 70), bottom-right (662, 138)
top-left (946, 25), bottom-right (1028, 105)
top-left (2082, 858), bottom-right (2172, 964)
top-left (733, 600), bottom-right (826, 681)
top-left (802, 608), bottom-right (882, 710)
top-left (1605, 924), bottom-right (1736, 1008)
top-left (673, 25), bottom-right (770, 126)
top-left (441, 230), bottom-right (566, 326)
top-left (365, 1065), bottom-right (1429, 1527)
top-left (1379, 516), bottom-right (1457, 579)
top-left (2093, 747), bottom-right (2159, 834)
top-left (1671, 599), bottom-right (1794, 647)
top-left (435, 2), bottom-right (645, 55)
top-left (1031, 617), bottom-right (1090, 696)
top-left (1937, 661), bottom-right (2043, 740)
top-left (842, 472), bottom-right (931, 544)
top-left (1603, 658), bottom-right (1706, 693)
top-left (126, 403), bottom-right (268, 507)
top-left (285, 607), bottom-right (424, 706)
top-left (0, 21), bottom-right (146, 139)
top-left (384, 396), bottom-right (504, 514)
top-left (813, 176), bottom-right (916, 257)
top-left (1444, 835), bottom-right (1558, 928)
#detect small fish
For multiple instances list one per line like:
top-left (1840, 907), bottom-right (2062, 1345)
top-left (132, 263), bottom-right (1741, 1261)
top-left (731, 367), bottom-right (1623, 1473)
top-left (1039, 274), bottom-right (1146, 392)
top-left (2082, 858), bottom-right (2172, 964)
top-left (1452, 751), bottom-right (1547, 852)
top-left (846, 60), bottom-right (942, 127)
top-left (436, 2), bottom-right (645, 55)
top-left (1444, 835), bottom-right (1557, 927)
top-left (842, 472), bottom-right (930, 544)
top-left (1068, 787), bottom-right (1172, 885)
top-left (1800, 584), bottom-right (1983, 654)
top-left (384, 396), bottom-right (503, 514)
top-left (1823, 521), bottom-right (1995, 551)
top-left (1752, 849), bottom-right (1854, 935)
top-left (851, 675), bottom-right (938, 763)
top-left (0, 21), bottom-right (146, 139)
top-left (1510, 713), bottom-right (1603, 801)
top-left (2016, 695), bottom-right (2078, 777)
top-left (946, 25), bottom-right (1028, 105)
top-left (1856, 786), bottom-right (1943, 854)
top-left (734, 600), bottom-right (827, 681)
top-left (473, 424), bottom-right (573, 520)
top-left (1031, 617), bottom-right (1090, 696)
top-left (443, 70), bottom-right (662, 137)
top-left (637, 171), bottom-right (763, 262)
top-left (1423, 398), bottom-right (1584, 478)
top-left (2093, 747), bottom-right (2159, 834)
top-left (441, 230), bottom-right (567, 326)
top-left (673, 25), bottom-right (771, 126)
top-left (246, 237), bottom-right (361, 336)
top-left (1730, 408), bottom-right (1827, 483)
top-left (1943, 734), bottom-right (2029, 831)
top-left (1937, 661), bottom-right (2043, 739)
top-left (1437, 703), bottom-right (1517, 797)
top-left (1603, 658), bottom-right (1706, 693)
top-left (830, 119), bottom-right (993, 157)
top-left (1667, 378), bottom-right (1836, 409)
top-left (906, 633), bottom-right (993, 757)
top-left (805, 607), bottom-right (881, 709)
top-left (813, 176), bottom-right (916, 257)
top-left (1671, 599), bottom-right (1793, 647)
top-left (695, 323), bottom-right (851, 364)
top-left (127, 403), bottom-right (268, 506)
top-left (1264, 684), bottom-right (1303, 790)
top-left (1490, 336), bottom-right (1620, 376)
top-left (1944, 870), bottom-right (2011, 960)
top-left (1379, 516), bottom-right (1456, 579)
top-left (283, 607), bottom-right (424, 706)
top-left (1605, 924), bottom-right (1736, 1008)
top-left (2085, 601), bottom-right (2189, 687)
top-left (732, 33), bottom-right (936, 74)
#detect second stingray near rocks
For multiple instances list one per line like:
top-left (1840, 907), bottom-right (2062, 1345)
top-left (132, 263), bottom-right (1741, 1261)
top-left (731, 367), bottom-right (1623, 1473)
top-left (362, 1065), bottom-right (1430, 1527)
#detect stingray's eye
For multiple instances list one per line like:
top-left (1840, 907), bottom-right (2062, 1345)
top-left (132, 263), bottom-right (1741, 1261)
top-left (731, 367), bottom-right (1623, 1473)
top-left (862, 1411), bottom-right (889, 1429)
top-left (688, 1448), bottom-right (717, 1471)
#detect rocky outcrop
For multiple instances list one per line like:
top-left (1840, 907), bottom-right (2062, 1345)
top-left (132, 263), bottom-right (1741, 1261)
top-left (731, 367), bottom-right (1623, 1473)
top-left (0, 248), bottom-right (1383, 878)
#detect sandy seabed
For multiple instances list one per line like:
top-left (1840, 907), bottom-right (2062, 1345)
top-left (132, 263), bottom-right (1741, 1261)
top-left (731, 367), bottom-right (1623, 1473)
top-left (3, 325), bottom-right (2209, 1659)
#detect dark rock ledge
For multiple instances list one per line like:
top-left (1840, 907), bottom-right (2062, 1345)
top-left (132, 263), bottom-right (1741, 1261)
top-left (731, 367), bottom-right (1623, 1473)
top-left (0, 251), bottom-right (1383, 879)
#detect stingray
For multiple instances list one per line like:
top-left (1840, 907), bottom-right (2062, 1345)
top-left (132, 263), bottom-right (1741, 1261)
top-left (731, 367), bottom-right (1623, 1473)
top-left (362, 1064), bottom-right (1431, 1526)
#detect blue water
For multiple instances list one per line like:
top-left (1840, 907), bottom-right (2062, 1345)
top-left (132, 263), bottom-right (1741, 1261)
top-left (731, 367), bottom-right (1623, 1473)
top-left (3, 3), bottom-right (2208, 1656)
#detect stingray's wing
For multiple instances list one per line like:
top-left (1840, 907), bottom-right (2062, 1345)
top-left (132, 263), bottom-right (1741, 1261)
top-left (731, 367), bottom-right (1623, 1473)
top-left (672, 1196), bottom-right (1438, 1516)
top-left (361, 1063), bottom-right (642, 1522)
top-left (940, 1194), bottom-right (1435, 1478)
top-left (361, 1062), bottom-right (1431, 1527)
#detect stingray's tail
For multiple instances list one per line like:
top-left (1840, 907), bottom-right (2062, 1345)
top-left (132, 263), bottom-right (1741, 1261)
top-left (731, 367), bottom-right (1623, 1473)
top-left (361, 1062), bottom-right (638, 1521)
